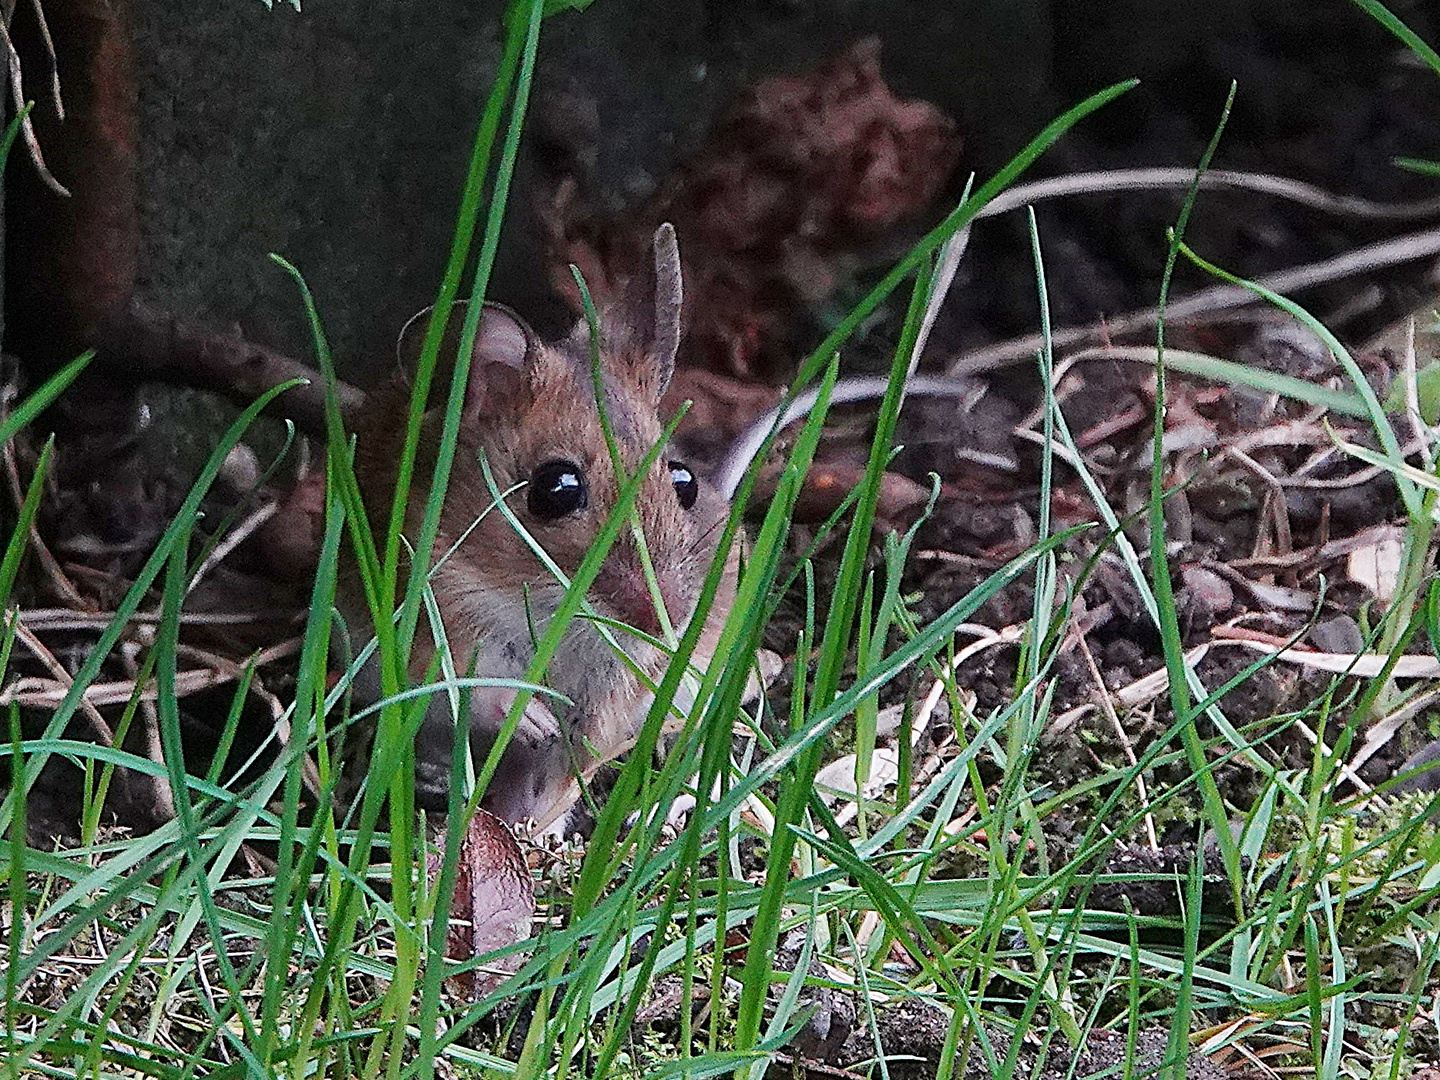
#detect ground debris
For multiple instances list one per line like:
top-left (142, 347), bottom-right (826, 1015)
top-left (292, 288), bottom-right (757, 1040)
top-left (539, 37), bottom-right (961, 383)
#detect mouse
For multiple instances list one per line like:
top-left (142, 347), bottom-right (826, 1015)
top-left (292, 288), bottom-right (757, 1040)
top-left (277, 223), bottom-right (946, 834)
top-left (337, 223), bottom-right (737, 835)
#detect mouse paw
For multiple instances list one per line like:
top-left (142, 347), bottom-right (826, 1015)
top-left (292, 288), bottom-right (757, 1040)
top-left (473, 686), bottom-right (563, 746)
top-left (515, 696), bottom-right (563, 745)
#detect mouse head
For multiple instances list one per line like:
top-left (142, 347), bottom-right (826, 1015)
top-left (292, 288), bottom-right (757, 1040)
top-left (434, 224), bottom-right (727, 640)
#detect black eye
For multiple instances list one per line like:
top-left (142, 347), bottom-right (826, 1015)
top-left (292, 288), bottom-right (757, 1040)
top-left (669, 461), bottom-right (698, 510)
top-left (528, 459), bottom-right (588, 519)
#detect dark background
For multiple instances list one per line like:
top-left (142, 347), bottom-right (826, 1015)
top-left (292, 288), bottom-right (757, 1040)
top-left (5, 0), bottom-right (1439, 386)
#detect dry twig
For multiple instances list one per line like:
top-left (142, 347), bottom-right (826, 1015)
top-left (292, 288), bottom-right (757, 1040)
top-left (0, 1), bottom-right (69, 196)
top-left (949, 226), bottom-right (1440, 372)
top-left (6, 612), bottom-right (115, 745)
top-left (0, 638), bottom-right (303, 709)
top-left (1, 379), bottom-right (89, 609)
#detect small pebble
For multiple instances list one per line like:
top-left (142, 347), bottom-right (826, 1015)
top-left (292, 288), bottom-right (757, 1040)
top-left (1181, 566), bottom-right (1233, 613)
top-left (219, 443), bottom-right (261, 492)
top-left (1310, 614), bottom-right (1364, 655)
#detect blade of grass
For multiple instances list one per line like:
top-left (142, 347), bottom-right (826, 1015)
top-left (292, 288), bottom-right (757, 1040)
top-left (1175, 243), bottom-right (1415, 515)
top-left (1351, 0), bottom-right (1440, 77)
top-left (581, 363), bottom-right (843, 1080)
top-left (370, 8), bottom-right (546, 1071)
top-left (277, 5), bottom-right (546, 1069)
top-left (735, 234), bottom-right (940, 1058)
top-left (1152, 83), bottom-right (1243, 889)
top-left (0, 352), bottom-right (92, 448)
top-left (153, 527), bottom-right (268, 1074)
top-left (256, 448), bottom-right (349, 1064)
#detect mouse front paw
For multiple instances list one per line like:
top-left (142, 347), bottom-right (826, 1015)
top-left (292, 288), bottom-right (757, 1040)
top-left (473, 686), bottom-right (563, 746)
top-left (515, 695), bottom-right (563, 745)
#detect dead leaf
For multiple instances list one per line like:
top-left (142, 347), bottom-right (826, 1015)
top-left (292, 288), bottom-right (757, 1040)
top-left (814, 749), bottom-right (901, 805)
top-left (1345, 523), bottom-right (1405, 602)
top-left (434, 808), bottom-right (535, 1000)
top-left (752, 459), bottom-right (930, 526)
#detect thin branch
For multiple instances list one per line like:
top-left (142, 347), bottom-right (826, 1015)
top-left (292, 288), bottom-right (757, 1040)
top-left (973, 166), bottom-right (1440, 225)
top-left (28, 0), bottom-right (62, 120)
top-left (102, 301), bottom-right (366, 435)
top-left (0, 15), bottom-right (69, 196)
top-left (7, 612), bottom-right (115, 745)
top-left (949, 225), bottom-right (1440, 373)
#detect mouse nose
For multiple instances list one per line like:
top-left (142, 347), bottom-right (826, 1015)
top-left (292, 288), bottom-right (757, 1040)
top-left (594, 562), bottom-right (684, 639)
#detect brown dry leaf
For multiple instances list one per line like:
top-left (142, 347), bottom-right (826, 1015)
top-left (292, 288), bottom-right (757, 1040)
top-left (435, 808), bottom-right (535, 1000)
top-left (542, 37), bottom-right (961, 381)
top-left (754, 459), bottom-right (930, 526)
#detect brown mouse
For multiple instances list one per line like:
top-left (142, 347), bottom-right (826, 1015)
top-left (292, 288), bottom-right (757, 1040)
top-left (338, 224), bottom-right (736, 833)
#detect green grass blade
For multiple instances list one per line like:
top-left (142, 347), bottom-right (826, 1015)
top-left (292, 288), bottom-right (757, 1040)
top-left (0, 353), bottom-right (93, 448)
top-left (1152, 84), bottom-right (1243, 888)
top-left (1351, 0), bottom-right (1440, 78)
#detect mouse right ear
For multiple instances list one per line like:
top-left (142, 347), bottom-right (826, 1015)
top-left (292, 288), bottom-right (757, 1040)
top-left (465, 303), bottom-right (537, 419)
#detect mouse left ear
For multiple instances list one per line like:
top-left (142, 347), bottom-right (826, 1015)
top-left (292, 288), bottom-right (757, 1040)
top-left (646, 222), bottom-right (683, 399)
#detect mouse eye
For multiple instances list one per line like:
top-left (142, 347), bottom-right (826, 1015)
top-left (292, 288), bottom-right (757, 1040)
top-left (669, 461), bottom-right (698, 510)
top-left (528, 459), bottom-right (588, 519)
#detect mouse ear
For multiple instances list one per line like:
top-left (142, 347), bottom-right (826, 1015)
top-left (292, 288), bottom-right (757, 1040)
top-left (646, 222), bottom-right (683, 398)
top-left (465, 303), bottom-right (537, 419)
top-left (394, 301), bottom-right (455, 379)
top-left (567, 222), bottom-right (683, 402)
top-left (395, 299), bottom-right (529, 368)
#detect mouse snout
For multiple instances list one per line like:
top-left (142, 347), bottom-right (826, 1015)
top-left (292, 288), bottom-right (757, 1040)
top-left (593, 555), bottom-right (688, 639)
